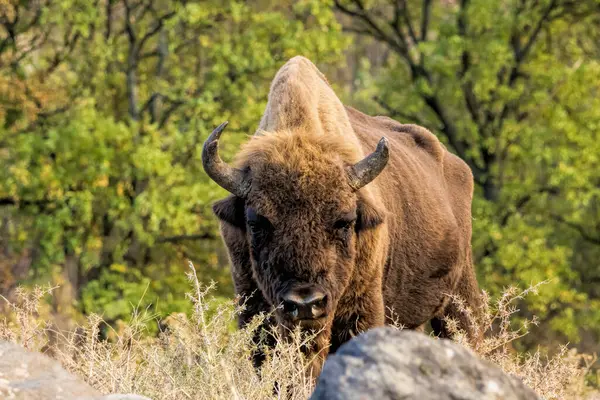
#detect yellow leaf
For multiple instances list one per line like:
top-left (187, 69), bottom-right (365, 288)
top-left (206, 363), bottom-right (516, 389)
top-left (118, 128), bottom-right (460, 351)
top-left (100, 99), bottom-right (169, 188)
top-left (110, 263), bottom-right (127, 273)
top-left (95, 175), bottom-right (109, 188)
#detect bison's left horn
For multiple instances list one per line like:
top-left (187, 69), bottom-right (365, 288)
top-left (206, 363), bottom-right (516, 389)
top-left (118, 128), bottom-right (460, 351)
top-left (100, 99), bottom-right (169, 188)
top-left (202, 121), bottom-right (250, 198)
top-left (347, 137), bottom-right (389, 191)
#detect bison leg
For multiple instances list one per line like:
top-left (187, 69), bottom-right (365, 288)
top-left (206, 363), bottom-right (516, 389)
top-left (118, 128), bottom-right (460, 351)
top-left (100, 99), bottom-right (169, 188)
top-left (218, 223), bottom-right (279, 369)
top-left (430, 316), bottom-right (450, 338)
top-left (431, 300), bottom-right (478, 343)
top-left (304, 323), bottom-right (333, 379)
top-left (433, 265), bottom-right (483, 346)
top-left (453, 251), bottom-right (484, 345)
top-left (237, 293), bottom-right (278, 370)
top-left (250, 317), bottom-right (278, 370)
top-left (330, 290), bottom-right (385, 354)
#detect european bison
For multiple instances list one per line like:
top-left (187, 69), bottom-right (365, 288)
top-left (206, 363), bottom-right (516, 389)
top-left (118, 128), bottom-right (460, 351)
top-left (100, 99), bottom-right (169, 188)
top-left (203, 56), bottom-right (482, 376)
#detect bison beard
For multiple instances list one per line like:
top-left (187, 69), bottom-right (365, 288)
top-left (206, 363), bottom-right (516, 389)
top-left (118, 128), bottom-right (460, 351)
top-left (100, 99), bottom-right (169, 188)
top-left (203, 56), bottom-right (483, 379)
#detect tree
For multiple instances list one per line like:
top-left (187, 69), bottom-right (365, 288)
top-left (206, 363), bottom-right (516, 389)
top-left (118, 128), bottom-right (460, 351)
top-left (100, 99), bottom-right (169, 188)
top-left (0, 0), bottom-right (348, 326)
top-left (334, 0), bottom-right (600, 350)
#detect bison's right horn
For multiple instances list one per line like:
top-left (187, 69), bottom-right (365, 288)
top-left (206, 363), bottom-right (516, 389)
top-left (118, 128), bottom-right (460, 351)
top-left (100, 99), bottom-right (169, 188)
top-left (202, 121), bottom-right (250, 198)
top-left (347, 137), bottom-right (390, 191)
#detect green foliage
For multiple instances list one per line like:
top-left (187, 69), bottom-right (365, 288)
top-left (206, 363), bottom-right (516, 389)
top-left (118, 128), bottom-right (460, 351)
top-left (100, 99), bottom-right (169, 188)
top-left (0, 0), bottom-right (346, 324)
top-left (337, 0), bottom-right (600, 350)
top-left (1, 0), bottom-right (599, 357)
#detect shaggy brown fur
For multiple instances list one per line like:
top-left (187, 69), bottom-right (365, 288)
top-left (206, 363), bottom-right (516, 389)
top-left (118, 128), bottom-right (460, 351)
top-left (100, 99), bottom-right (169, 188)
top-left (210, 56), bottom-right (482, 377)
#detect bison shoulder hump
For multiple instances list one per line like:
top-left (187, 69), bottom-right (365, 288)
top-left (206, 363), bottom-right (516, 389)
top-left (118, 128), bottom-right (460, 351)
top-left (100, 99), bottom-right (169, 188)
top-left (385, 122), bottom-right (444, 162)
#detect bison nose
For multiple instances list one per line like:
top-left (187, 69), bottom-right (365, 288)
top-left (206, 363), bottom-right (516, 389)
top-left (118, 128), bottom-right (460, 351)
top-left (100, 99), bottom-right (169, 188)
top-left (281, 288), bottom-right (327, 321)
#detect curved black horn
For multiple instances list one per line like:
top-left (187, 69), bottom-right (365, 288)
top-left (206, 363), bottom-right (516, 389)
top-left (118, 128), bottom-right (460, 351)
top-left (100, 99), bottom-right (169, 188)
top-left (202, 121), bottom-right (249, 198)
top-left (347, 137), bottom-right (390, 191)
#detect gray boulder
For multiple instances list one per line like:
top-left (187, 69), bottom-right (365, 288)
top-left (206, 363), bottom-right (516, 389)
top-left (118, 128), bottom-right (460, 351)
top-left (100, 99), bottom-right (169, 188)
top-left (311, 327), bottom-right (540, 400)
top-left (0, 341), bottom-right (151, 400)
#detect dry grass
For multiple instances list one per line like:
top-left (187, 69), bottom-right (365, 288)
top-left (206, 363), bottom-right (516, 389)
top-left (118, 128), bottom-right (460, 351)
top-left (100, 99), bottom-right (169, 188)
top-left (443, 282), bottom-right (598, 400)
top-left (0, 263), bottom-right (316, 399)
top-left (1, 264), bottom-right (598, 400)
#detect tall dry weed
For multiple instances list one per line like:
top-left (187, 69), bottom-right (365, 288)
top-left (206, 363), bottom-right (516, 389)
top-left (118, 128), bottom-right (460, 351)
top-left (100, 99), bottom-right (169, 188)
top-left (1, 266), bottom-right (598, 399)
top-left (443, 282), bottom-right (598, 400)
top-left (1, 262), bottom-right (317, 399)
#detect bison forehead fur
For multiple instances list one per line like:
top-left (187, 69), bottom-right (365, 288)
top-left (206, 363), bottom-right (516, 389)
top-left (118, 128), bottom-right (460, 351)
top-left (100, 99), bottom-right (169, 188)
top-left (206, 56), bottom-right (483, 377)
top-left (241, 129), bottom-right (359, 218)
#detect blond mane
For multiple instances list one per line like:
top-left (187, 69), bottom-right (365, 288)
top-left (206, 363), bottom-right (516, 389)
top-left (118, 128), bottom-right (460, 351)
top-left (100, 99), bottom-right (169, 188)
top-left (235, 127), bottom-right (363, 172)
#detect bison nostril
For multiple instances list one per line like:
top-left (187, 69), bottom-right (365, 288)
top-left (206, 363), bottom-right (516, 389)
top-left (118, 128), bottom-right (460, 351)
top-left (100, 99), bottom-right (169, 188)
top-left (311, 304), bottom-right (324, 318)
top-left (313, 295), bottom-right (327, 308)
top-left (281, 288), bottom-right (328, 320)
top-left (309, 295), bottom-right (327, 318)
top-left (283, 300), bottom-right (299, 319)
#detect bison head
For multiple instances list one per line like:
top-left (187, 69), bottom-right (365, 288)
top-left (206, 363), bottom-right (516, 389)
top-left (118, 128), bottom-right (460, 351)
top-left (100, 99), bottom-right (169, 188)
top-left (203, 122), bottom-right (389, 331)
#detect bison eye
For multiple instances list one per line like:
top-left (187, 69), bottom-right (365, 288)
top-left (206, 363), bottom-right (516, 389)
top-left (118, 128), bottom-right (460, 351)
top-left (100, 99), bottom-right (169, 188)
top-left (333, 211), bottom-right (357, 233)
top-left (246, 208), bottom-right (273, 233)
top-left (246, 208), bottom-right (272, 258)
top-left (333, 219), bottom-right (354, 231)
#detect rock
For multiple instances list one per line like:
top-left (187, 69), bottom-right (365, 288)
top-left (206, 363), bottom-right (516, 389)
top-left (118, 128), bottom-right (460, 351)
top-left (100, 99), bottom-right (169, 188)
top-left (310, 327), bottom-right (540, 400)
top-left (0, 341), bottom-right (151, 400)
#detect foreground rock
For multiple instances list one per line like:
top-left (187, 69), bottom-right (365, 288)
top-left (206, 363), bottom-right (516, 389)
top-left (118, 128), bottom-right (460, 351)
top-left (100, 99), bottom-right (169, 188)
top-left (0, 341), bottom-right (151, 400)
top-left (311, 327), bottom-right (539, 400)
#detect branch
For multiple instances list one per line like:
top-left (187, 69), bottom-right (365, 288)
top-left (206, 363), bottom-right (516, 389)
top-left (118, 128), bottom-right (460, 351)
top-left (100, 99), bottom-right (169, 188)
top-left (0, 198), bottom-right (16, 206)
top-left (172, 119), bottom-right (208, 167)
top-left (516, 0), bottom-right (558, 63)
top-left (342, 26), bottom-right (386, 41)
top-left (456, 0), bottom-right (486, 133)
top-left (44, 30), bottom-right (81, 76)
top-left (105, 0), bottom-right (113, 40)
top-left (0, 15), bottom-right (18, 54)
top-left (373, 96), bottom-right (428, 126)
top-left (335, 0), bottom-right (406, 55)
top-left (136, 11), bottom-right (176, 57)
top-left (399, 0), bottom-right (419, 46)
top-left (123, 0), bottom-right (137, 44)
top-left (158, 98), bottom-right (185, 128)
top-left (156, 233), bottom-right (217, 243)
top-left (139, 50), bottom-right (159, 60)
top-left (139, 93), bottom-right (164, 117)
top-left (457, 0), bottom-right (470, 79)
top-left (337, 0), bottom-right (483, 185)
top-left (0, 197), bottom-right (52, 208)
top-left (151, 29), bottom-right (168, 124)
top-left (1, 5), bottom-right (46, 64)
top-left (421, 94), bottom-right (485, 183)
top-left (551, 214), bottom-right (600, 246)
top-left (420, 0), bottom-right (432, 41)
top-left (483, 1), bottom-right (552, 125)
top-left (499, 186), bottom-right (560, 226)
top-left (124, 0), bottom-right (139, 121)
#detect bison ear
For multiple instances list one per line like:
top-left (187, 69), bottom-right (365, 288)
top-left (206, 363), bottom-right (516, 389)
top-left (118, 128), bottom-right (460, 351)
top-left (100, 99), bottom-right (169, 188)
top-left (356, 197), bottom-right (385, 232)
top-left (212, 195), bottom-right (246, 229)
